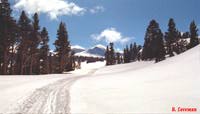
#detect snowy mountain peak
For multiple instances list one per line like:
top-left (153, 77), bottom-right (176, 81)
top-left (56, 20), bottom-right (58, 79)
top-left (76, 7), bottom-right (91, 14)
top-left (71, 45), bottom-right (86, 53)
top-left (92, 44), bottom-right (106, 49)
top-left (74, 44), bottom-right (106, 57)
top-left (71, 45), bottom-right (85, 50)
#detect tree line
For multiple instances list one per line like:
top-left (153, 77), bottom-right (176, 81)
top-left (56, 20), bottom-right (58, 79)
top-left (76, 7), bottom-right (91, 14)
top-left (0, 0), bottom-right (76, 75)
top-left (105, 18), bottom-right (199, 65)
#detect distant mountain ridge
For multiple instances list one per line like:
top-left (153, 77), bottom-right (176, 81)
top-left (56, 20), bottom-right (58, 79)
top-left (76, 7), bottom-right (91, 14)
top-left (72, 44), bottom-right (106, 57)
top-left (71, 45), bottom-right (86, 53)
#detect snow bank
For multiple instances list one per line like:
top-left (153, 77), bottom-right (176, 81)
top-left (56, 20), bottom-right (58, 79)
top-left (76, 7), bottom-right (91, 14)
top-left (70, 45), bottom-right (200, 113)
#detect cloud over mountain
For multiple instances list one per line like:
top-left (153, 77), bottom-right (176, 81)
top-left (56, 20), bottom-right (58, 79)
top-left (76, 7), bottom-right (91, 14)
top-left (91, 27), bottom-right (132, 44)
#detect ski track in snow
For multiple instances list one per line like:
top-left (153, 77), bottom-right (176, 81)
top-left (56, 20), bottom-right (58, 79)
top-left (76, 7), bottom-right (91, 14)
top-left (11, 69), bottom-right (98, 114)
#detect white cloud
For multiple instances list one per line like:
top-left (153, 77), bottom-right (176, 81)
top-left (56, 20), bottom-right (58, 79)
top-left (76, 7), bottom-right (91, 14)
top-left (14, 0), bottom-right (86, 20)
top-left (91, 27), bottom-right (132, 44)
top-left (90, 6), bottom-right (105, 14)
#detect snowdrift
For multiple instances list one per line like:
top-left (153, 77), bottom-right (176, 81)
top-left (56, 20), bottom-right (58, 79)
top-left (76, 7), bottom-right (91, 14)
top-left (70, 45), bottom-right (200, 113)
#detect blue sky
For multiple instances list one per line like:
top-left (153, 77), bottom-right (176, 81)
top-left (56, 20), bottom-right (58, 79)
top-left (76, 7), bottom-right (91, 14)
top-left (10, 0), bottom-right (200, 50)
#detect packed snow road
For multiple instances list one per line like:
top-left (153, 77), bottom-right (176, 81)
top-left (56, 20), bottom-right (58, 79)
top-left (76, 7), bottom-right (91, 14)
top-left (12, 73), bottom-right (94, 114)
top-left (12, 69), bottom-right (100, 114)
top-left (13, 77), bottom-right (78, 114)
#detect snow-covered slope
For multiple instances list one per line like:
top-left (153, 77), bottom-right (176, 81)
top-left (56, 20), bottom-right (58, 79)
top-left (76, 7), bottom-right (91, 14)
top-left (70, 45), bottom-right (200, 113)
top-left (0, 75), bottom-right (68, 113)
top-left (0, 62), bottom-right (105, 113)
top-left (0, 45), bottom-right (199, 114)
top-left (75, 44), bottom-right (106, 57)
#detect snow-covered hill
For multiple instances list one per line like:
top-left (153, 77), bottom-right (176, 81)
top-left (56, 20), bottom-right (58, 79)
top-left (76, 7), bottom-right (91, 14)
top-left (70, 45), bottom-right (200, 113)
top-left (75, 44), bottom-right (106, 57)
top-left (0, 45), bottom-right (199, 114)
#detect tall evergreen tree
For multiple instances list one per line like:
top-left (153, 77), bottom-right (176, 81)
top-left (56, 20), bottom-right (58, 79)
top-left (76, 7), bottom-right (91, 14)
top-left (129, 43), bottom-right (133, 61)
top-left (29, 13), bottom-right (41, 74)
top-left (54, 22), bottom-right (71, 73)
top-left (40, 27), bottom-right (49, 74)
top-left (123, 43), bottom-right (141, 63)
top-left (105, 46), bottom-right (110, 65)
top-left (155, 30), bottom-right (166, 62)
top-left (0, 0), bottom-right (17, 74)
top-left (123, 45), bottom-right (130, 63)
top-left (116, 52), bottom-right (121, 64)
top-left (142, 21), bottom-right (154, 60)
top-left (142, 20), bottom-right (166, 61)
top-left (9, 21), bottom-right (18, 75)
top-left (165, 18), bottom-right (179, 57)
top-left (109, 43), bottom-right (115, 65)
top-left (189, 21), bottom-right (199, 48)
top-left (132, 42), bottom-right (137, 61)
top-left (105, 43), bottom-right (116, 65)
top-left (17, 11), bottom-right (33, 75)
top-left (136, 45), bottom-right (142, 61)
top-left (49, 52), bottom-right (53, 74)
top-left (67, 51), bottom-right (75, 71)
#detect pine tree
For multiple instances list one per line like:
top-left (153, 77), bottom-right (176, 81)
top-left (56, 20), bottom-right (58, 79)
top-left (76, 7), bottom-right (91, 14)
top-left (123, 48), bottom-right (127, 63)
top-left (132, 42), bottom-right (137, 61)
top-left (136, 45), bottom-right (142, 61)
top-left (142, 20), bottom-right (153, 60)
top-left (123, 45), bottom-right (130, 63)
top-left (142, 20), bottom-right (166, 61)
top-left (105, 43), bottom-right (116, 65)
top-left (116, 52), bottom-right (121, 64)
top-left (67, 51), bottom-right (75, 71)
top-left (29, 13), bottom-right (41, 74)
top-left (182, 32), bottom-right (190, 39)
top-left (142, 20), bottom-right (154, 60)
top-left (105, 46), bottom-right (110, 65)
top-left (17, 11), bottom-right (33, 75)
top-left (0, 0), bottom-right (17, 74)
top-left (129, 43), bottom-right (133, 61)
top-left (124, 43), bottom-right (142, 62)
top-left (165, 18), bottom-right (179, 57)
top-left (189, 21), bottom-right (199, 48)
top-left (40, 27), bottom-right (49, 74)
top-left (109, 43), bottom-right (115, 65)
top-left (155, 30), bottom-right (166, 62)
top-left (49, 52), bottom-right (53, 74)
top-left (54, 22), bottom-right (71, 73)
top-left (9, 21), bottom-right (18, 75)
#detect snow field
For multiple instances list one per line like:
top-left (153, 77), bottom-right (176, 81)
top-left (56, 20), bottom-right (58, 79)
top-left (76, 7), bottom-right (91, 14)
top-left (70, 45), bottom-right (200, 113)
